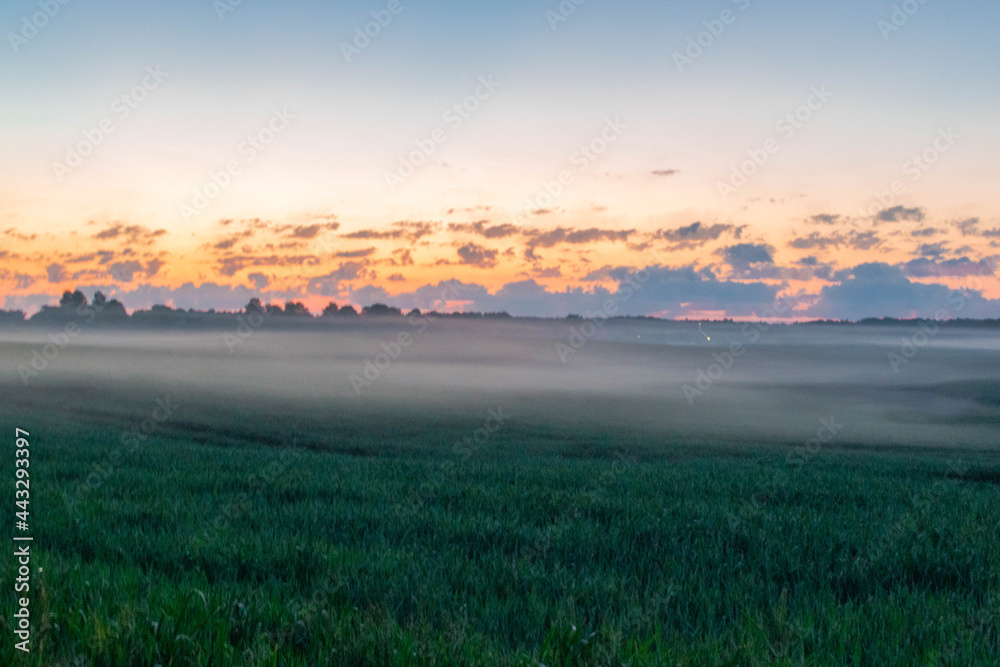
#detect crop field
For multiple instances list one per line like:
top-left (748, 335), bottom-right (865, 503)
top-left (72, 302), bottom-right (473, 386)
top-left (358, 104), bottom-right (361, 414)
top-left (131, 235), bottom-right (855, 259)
top-left (0, 322), bottom-right (998, 665)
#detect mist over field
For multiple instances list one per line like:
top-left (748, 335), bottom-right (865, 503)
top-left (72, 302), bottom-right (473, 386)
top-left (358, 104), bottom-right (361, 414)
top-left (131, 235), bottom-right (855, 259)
top-left (3, 320), bottom-right (998, 451)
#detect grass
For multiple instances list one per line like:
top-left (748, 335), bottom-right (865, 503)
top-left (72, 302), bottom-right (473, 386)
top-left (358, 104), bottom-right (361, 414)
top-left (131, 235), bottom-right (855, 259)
top-left (1, 382), bottom-right (999, 666)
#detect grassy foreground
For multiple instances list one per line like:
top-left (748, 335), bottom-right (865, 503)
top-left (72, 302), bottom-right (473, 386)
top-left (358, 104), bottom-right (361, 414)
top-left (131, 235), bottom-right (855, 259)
top-left (1, 385), bottom-right (999, 666)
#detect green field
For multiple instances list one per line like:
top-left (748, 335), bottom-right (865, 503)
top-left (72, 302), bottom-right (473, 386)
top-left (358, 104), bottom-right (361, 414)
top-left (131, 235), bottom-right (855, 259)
top-left (2, 380), bottom-right (999, 666)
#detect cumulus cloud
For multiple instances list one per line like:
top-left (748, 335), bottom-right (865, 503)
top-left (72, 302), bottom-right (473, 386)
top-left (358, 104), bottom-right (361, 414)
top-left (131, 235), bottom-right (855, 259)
top-left (217, 254), bottom-right (319, 277)
top-left (526, 227), bottom-right (633, 249)
top-left (807, 213), bottom-right (842, 225)
top-left (956, 218), bottom-right (980, 236)
top-left (654, 221), bottom-right (744, 249)
top-left (334, 247), bottom-right (377, 259)
top-left (14, 273), bottom-right (35, 289)
top-left (810, 261), bottom-right (1000, 320)
top-left (334, 265), bottom-right (783, 318)
top-left (917, 243), bottom-right (947, 258)
top-left (850, 231), bottom-right (881, 250)
top-left (456, 243), bottom-right (499, 268)
top-left (46, 263), bottom-right (67, 283)
top-left (341, 220), bottom-right (440, 243)
top-left (92, 224), bottom-right (168, 244)
top-left (899, 256), bottom-right (997, 278)
top-left (718, 243), bottom-right (774, 272)
top-left (283, 222), bottom-right (340, 239)
top-left (447, 220), bottom-right (520, 239)
top-left (875, 206), bottom-right (925, 223)
top-left (247, 272), bottom-right (270, 290)
top-left (789, 232), bottom-right (842, 250)
top-left (109, 261), bottom-right (145, 282)
top-left (305, 262), bottom-right (375, 296)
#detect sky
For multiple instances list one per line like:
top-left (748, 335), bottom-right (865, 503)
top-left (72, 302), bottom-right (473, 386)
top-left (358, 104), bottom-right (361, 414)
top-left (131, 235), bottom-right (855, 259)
top-left (2, 0), bottom-right (999, 319)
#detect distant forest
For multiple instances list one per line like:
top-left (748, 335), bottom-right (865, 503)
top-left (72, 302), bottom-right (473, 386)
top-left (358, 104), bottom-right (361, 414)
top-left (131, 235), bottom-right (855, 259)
top-left (1, 289), bottom-right (999, 328)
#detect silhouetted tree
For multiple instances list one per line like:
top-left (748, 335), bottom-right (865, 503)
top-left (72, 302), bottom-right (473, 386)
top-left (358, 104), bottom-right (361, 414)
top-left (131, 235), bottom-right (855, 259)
top-left (245, 298), bottom-right (264, 315)
top-left (362, 303), bottom-right (402, 316)
top-left (284, 301), bottom-right (311, 317)
top-left (0, 310), bottom-right (25, 323)
top-left (321, 302), bottom-right (339, 317)
top-left (407, 308), bottom-right (421, 317)
top-left (102, 298), bottom-right (128, 318)
top-left (59, 290), bottom-right (87, 309)
top-left (266, 303), bottom-right (284, 316)
top-left (336, 305), bottom-right (358, 316)
top-left (93, 291), bottom-right (107, 307)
